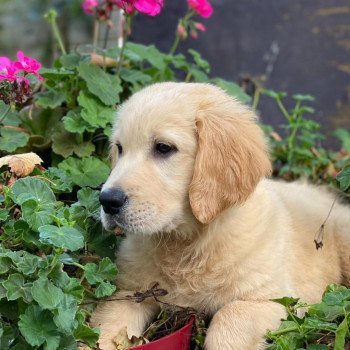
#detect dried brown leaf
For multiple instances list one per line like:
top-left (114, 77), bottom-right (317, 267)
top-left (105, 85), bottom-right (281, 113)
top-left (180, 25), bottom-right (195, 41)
top-left (0, 152), bottom-right (43, 177)
top-left (113, 327), bottom-right (147, 350)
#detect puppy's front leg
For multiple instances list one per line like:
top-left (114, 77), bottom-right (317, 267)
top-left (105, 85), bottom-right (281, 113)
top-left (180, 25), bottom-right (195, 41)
top-left (90, 291), bottom-right (160, 350)
top-left (205, 300), bottom-right (285, 350)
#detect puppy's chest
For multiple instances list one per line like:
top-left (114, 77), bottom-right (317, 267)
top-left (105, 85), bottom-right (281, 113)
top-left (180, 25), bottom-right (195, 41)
top-left (117, 242), bottom-right (238, 313)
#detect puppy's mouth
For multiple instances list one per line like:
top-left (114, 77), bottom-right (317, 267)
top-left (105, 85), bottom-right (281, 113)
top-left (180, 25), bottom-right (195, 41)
top-left (101, 203), bottom-right (164, 235)
top-left (101, 212), bottom-right (127, 235)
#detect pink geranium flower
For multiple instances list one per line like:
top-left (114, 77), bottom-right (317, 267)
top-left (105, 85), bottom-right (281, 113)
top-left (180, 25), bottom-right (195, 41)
top-left (113, 0), bottom-right (163, 16)
top-left (13, 51), bottom-right (43, 80)
top-left (187, 0), bottom-right (213, 18)
top-left (82, 0), bottom-right (99, 15)
top-left (113, 0), bottom-right (135, 14)
top-left (134, 0), bottom-right (163, 16)
top-left (0, 57), bottom-right (25, 82)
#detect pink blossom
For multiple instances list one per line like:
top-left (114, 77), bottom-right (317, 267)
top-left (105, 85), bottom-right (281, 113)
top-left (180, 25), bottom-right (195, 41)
top-left (177, 24), bottom-right (187, 39)
top-left (0, 52), bottom-right (42, 84)
top-left (187, 0), bottom-right (213, 18)
top-left (190, 30), bottom-right (198, 39)
top-left (134, 0), bottom-right (163, 16)
top-left (82, 0), bottom-right (99, 15)
top-left (194, 22), bottom-right (206, 31)
top-left (0, 57), bottom-right (20, 82)
top-left (14, 51), bottom-right (43, 80)
top-left (113, 0), bottom-right (135, 13)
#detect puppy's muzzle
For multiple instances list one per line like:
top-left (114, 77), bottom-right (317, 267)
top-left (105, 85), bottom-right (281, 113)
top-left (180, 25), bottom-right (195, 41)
top-left (99, 187), bottom-right (128, 215)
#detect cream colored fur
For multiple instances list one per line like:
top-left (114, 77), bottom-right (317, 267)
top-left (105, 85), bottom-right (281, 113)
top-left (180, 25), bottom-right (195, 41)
top-left (91, 82), bottom-right (350, 350)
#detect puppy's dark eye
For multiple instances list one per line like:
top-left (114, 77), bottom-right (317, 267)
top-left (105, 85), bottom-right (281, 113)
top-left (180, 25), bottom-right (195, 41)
top-left (154, 142), bottom-right (177, 156)
top-left (116, 143), bottom-right (123, 156)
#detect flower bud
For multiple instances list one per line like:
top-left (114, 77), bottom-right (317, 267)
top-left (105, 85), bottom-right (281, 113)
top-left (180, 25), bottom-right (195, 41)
top-left (177, 24), bottom-right (187, 39)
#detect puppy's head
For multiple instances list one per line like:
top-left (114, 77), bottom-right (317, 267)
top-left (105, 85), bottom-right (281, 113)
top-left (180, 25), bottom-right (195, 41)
top-left (100, 82), bottom-right (271, 235)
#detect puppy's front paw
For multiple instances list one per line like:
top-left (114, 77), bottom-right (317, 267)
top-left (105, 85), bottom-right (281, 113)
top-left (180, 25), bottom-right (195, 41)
top-left (97, 336), bottom-right (116, 350)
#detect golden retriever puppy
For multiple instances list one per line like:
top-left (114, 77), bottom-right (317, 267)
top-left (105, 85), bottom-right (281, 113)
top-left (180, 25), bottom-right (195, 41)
top-left (91, 82), bottom-right (350, 350)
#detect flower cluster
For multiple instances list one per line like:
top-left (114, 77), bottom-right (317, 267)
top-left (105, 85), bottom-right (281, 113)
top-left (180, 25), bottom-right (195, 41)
top-left (188, 0), bottom-right (213, 18)
top-left (176, 0), bottom-right (213, 41)
top-left (82, 0), bottom-right (164, 17)
top-left (0, 51), bottom-right (43, 84)
top-left (0, 51), bottom-right (42, 104)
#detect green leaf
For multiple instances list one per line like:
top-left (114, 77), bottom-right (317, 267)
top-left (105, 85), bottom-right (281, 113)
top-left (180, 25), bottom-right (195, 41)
top-left (0, 102), bottom-right (20, 126)
top-left (63, 278), bottom-right (84, 302)
top-left (58, 156), bottom-right (110, 187)
top-left (83, 257), bottom-right (117, 285)
top-left (78, 91), bottom-right (116, 128)
top-left (95, 280), bottom-right (116, 298)
top-left (31, 277), bottom-right (64, 310)
top-left (59, 53), bottom-right (82, 69)
top-left (334, 128), bottom-right (350, 152)
top-left (0, 323), bottom-right (17, 350)
top-left (188, 49), bottom-right (210, 73)
top-left (63, 110), bottom-right (95, 134)
top-left (18, 304), bottom-right (60, 349)
top-left (0, 208), bottom-right (9, 222)
top-left (21, 198), bottom-right (55, 231)
top-left (334, 318), bottom-right (348, 350)
top-left (323, 284), bottom-right (350, 305)
top-left (15, 252), bottom-right (41, 275)
top-left (125, 42), bottom-right (166, 71)
top-left (0, 100), bottom-right (9, 118)
top-left (336, 166), bottom-right (350, 191)
top-left (39, 225), bottom-right (85, 251)
top-left (262, 89), bottom-right (287, 100)
top-left (35, 90), bottom-right (66, 109)
top-left (39, 67), bottom-right (74, 79)
top-left (11, 177), bottom-right (56, 206)
top-left (0, 257), bottom-right (11, 274)
top-left (53, 294), bottom-right (78, 333)
top-left (270, 296), bottom-right (299, 307)
top-left (2, 273), bottom-right (32, 302)
top-left (75, 187), bottom-right (100, 215)
top-left (52, 125), bottom-right (95, 158)
top-left (78, 63), bottom-right (122, 105)
top-left (0, 128), bottom-right (29, 152)
top-left (306, 345), bottom-right (329, 350)
top-left (292, 94), bottom-right (315, 102)
top-left (120, 68), bottom-right (152, 89)
top-left (73, 322), bottom-right (100, 347)
top-left (213, 78), bottom-right (252, 104)
top-left (43, 167), bottom-right (73, 193)
top-left (308, 302), bottom-right (344, 321)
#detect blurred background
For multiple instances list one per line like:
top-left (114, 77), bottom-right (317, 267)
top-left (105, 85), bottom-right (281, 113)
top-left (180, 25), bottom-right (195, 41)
top-left (1, 0), bottom-right (349, 146)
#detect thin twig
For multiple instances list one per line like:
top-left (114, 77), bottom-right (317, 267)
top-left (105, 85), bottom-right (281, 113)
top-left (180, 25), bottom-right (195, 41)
top-left (79, 283), bottom-right (168, 306)
top-left (314, 197), bottom-right (337, 250)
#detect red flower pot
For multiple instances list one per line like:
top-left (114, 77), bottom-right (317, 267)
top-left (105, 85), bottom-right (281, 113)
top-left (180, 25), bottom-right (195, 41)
top-left (131, 316), bottom-right (195, 350)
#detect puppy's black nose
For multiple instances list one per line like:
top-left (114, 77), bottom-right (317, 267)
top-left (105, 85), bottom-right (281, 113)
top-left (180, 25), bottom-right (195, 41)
top-left (99, 187), bottom-right (128, 215)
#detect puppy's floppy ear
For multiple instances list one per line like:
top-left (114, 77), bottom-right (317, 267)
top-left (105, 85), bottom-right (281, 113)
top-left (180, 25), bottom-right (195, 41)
top-left (189, 101), bottom-right (271, 224)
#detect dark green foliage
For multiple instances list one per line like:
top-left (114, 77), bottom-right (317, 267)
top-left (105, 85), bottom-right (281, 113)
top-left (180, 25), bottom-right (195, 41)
top-left (267, 285), bottom-right (350, 349)
top-left (0, 174), bottom-right (118, 349)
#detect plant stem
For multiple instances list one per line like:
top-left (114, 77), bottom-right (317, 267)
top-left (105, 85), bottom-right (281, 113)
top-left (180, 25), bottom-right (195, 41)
top-left (169, 34), bottom-right (180, 56)
top-left (49, 249), bottom-right (63, 273)
top-left (268, 326), bottom-right (299, 337)
top-left (275, 97), bottom-right (290, 121)
top-left (168, 11), bottom-right (195, 56)
top-left (93, 19), bottom-right (100, 50)
top-left (45, 9), bottom-right (67, 55)
top-left (252, 87), bottom-right (262, 111)
top-left (0, 105), bottom-right (11, 124)
top-left (116, 13), bottom-right (132, 76)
